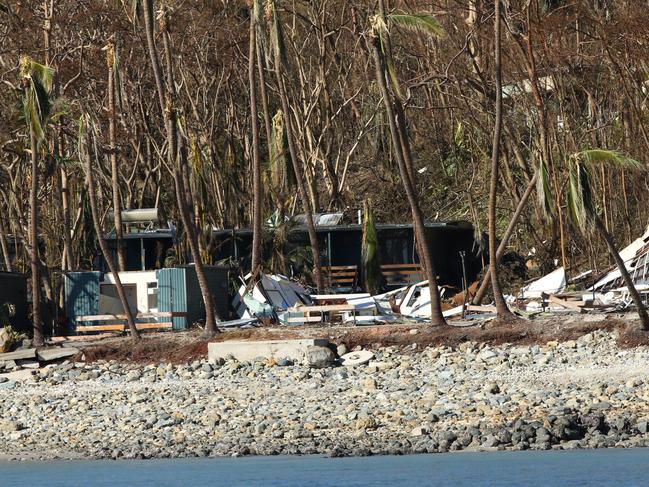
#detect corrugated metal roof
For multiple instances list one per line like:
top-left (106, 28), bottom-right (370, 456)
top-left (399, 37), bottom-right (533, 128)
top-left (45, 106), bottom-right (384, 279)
top-left (291, 213), bottom-right (344, 226)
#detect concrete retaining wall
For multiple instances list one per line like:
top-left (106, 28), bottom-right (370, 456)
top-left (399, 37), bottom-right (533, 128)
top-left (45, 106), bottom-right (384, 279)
top-left (208, 339), bottom-right (329, 363)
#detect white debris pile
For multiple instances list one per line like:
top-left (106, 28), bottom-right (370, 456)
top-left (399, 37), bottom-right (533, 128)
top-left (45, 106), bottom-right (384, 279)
top-left (233, 273), bottom-right (313, 320)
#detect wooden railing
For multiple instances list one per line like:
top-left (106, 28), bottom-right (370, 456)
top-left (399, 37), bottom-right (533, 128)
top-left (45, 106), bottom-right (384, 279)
top-left (74, 311), bottom-right (186, 333)
top-left (324, 265), bottom-right (358, 291)
top-left (380, 263), bottom-right (425, 287)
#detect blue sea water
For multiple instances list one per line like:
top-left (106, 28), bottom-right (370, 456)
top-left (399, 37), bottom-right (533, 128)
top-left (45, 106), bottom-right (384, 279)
top-left (2, 449), bottom-right (649, 486)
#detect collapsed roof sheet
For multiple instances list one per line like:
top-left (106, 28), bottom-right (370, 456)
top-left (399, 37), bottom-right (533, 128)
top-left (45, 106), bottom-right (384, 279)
top-left (519, 267), bottom-right (566, 299)
top-left (592, 225), bottom-right (649, 291)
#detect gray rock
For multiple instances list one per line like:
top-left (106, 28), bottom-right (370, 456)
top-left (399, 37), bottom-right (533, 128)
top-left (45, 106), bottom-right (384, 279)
top-left (478, 350), bottom-right (498, 362)
top-left (306, 346), bottom-right (335, 368)
top-left (411, 426), bottom-right (428, 437)
top-left (0, 420), bottom-right (23, 433)
top-left (126, 370), bottom-right (142, 382)
top-left (590, 402), bottom-right (612, 411)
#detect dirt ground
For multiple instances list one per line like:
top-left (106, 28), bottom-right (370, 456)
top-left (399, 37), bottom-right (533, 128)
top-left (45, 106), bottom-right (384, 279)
top-left (73, 314), bottom-right (649, 365)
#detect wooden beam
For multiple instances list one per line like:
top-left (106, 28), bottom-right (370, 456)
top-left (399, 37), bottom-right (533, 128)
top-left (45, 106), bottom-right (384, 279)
top-left (76, 311), bottom-right (187, 322)
top-left (291, 304), bottom-right (355, 312)
top-left (548, 295), bottom-right (585, 311)
top-left (76, 322), bottom-right (173, 333)
top-left (466, 304), bottom-right (498, 313)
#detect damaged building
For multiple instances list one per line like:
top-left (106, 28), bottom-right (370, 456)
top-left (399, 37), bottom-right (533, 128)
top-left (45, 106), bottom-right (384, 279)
top-left (211, 218), bottom-right (485, 292)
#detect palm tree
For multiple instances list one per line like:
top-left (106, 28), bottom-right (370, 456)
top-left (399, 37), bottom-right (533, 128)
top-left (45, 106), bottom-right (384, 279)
top-left (266, 0), bottom-right (325, 293)
top-left (79, 115), bottom-right (141, 341)
top-left (249, 0), bottom-right (263, 274)
top-left (565, 150), bottom-right (649, 330)
top-left (487, 0), bottom-right (515, 320)
top-left (140, 0), bottom-right (220, 336)
top-left (20, 56), bottom-right (53, 347)
top-left (369, 9), bottom-right (447, 326)
top-left (106, 40), bottom-right (127, 271)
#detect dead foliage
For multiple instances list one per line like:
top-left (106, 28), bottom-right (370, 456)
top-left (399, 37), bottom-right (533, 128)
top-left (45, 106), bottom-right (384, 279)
top-left (74, 316), bottom-right (649, 364)
top-left (336, 317), bottom-right (626, 352)
top-left (79, 332), bottom-right (210, 364)
top-left (617, 324), bottom-right (649, 348)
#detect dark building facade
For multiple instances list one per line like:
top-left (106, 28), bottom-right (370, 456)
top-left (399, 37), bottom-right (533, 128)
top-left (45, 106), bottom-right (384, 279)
top-left (211, 221), bottom-right (485, 290)
top-left (100, 230), bottom-right (175, 272)
top-left (0, 271), bottom-right (29, 332)
top-left (102, 221), bottom-right (485, 291)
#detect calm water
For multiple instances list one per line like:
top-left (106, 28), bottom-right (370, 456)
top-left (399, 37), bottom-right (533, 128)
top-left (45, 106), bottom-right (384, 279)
top-left (2, 449), bottom-right (649, 486)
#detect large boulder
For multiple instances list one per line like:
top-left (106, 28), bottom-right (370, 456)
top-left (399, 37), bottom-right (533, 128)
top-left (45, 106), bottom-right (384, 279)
top-left (0, 326), bottom-right (13, 353)
top-left (306, 346), bottom-right (335, 368)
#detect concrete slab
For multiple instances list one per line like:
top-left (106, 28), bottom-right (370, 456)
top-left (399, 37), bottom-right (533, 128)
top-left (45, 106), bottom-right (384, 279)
top-left (0, 369), bottom-right (34, 382)
top-left (37, 347), bottom-right (79, 362)
top-left (208, 339), bottom-right (330, 363)
top-left (0, 349), bottom-right (36, 361)
top-left (15, 360), bottom-right (40, 369)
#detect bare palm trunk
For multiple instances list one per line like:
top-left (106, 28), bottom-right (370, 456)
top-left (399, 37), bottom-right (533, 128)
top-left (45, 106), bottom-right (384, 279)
top-left (107, 44), bottom-right (126, 271)
top-left (370, 36), bottom-right (446, 326)
top-left (29, 125), bottom-right (44, 346)
top-left (249, 10), bottom-right (263, 273)
top-left (272, 44), bottom-right (324, 293)
top-left (142, 0), bottom-right (166, 114)
top-left (84, 127), bottom-right (140, 341)
top-left (61, 167), bottom-right (73, 269)
top-left (595, 215), bottom-right (649, 330)
top-left (473, 173), bottom-right (537, 305)
top-left (0, 216), bottom-right (13, 272)
top-left (488, 0), bottom-right (514, 320)
top-left (158, 5), bottom-right (220, 335)
top-left (256, 37), bottom-right (273, 163)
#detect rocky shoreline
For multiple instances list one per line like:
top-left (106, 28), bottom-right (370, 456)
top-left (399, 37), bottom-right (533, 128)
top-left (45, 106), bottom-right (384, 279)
top-left (2, 330), bottom-right (649, 461)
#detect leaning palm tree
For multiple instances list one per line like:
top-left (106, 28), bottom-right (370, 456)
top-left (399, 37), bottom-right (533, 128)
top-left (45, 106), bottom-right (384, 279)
top-left (266, 0), bottom-right (325, 293)
top-left (79, 114), bottom-right (141, 341)
top-left (105, 39), bottom-right (127, 271)
top-left (20, 56), bottom-right (53, 347)
top-left (249, 0), bottom-right (263, 274)
top-left (139, 0), bottom-right (220, 336)
top-left (565, 150), bottom-right (649, 330)
top-left (369, 8), bottom-right (447, 326)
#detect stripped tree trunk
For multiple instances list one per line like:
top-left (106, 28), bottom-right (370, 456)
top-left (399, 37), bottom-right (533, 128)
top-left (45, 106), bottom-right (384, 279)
top-left (83, 125), bottom-right (140, 341)
top-left (272, 42), bottom-right (325, 293)
top-left (27, 100), bottom-right (44, 346)
top-left (157, 4), bottom-right (220, 335)
top-left (488, 0), bottom-right (514, 320)
top-left (249, 8), bottom-right (263, 273)
top-left (370, 35), bottom-right (446, 326)
top-left (107, 42), bottom-right (127, 271)
top-left (473, 173), bottom-right (537, 305)
top-left (594, 215), bottom-right (649, 330)
top-left (0, 216), bottom-right (13, 272)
